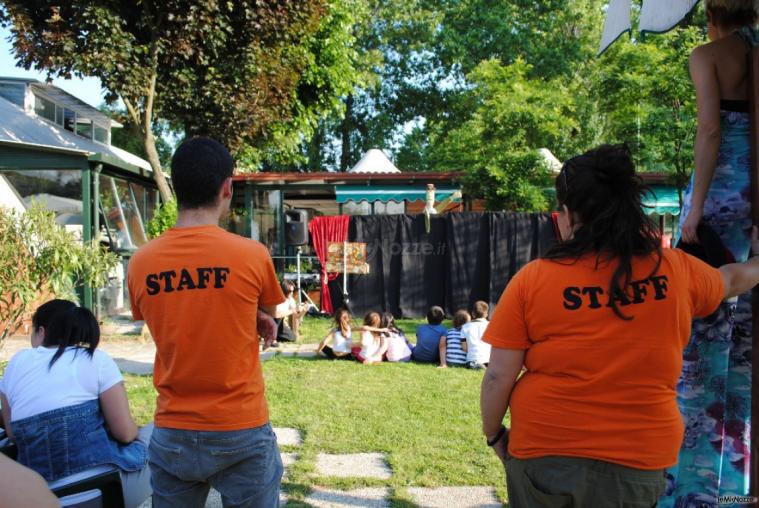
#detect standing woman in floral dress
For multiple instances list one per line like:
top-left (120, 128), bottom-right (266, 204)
top-left (664, 1), bottom-right (758, 504)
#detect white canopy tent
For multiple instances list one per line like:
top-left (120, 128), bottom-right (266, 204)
top-left (348, 149), bottom-right (401, 174)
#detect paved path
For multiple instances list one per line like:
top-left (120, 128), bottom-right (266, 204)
top-left (0, 337), bottom-right (318, 375)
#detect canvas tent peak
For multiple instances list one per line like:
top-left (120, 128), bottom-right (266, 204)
top-left (348, 149), bottom-right (401, 174)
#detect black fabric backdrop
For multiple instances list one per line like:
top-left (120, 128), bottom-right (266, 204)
top-left (329, 212), bottom-right (556, 318)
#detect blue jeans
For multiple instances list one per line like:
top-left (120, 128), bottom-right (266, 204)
top-left (148, 423), bottom-right (283, 508)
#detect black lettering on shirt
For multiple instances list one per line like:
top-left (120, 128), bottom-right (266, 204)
top-left (176, 268), bottom-right (197, 291)
top-left (563, 287), bottom-right (582, 310)
top-left (144, 267), bottom-right (231, 296)
top-left (650, 275), bottom-right (669, 300)
top-left (158, 270), bottom-right (177, 293)
top-left (196, 267), bottom-right (213, 289)
top-left (582, 287), bottom-right (604, 309)
top-left (213, 267), bottom-right (230, 288)
top-left (561, 274), bottom-right (668, 311)
top-left (146, 273), bottom-right (160, 296)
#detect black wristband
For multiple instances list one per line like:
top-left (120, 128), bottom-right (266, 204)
top-left (487, 425), bottom-right (506, 447)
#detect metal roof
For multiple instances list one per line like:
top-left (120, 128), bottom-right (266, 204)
top-left (30, 82), bottom-right (122, 128)
top-left (0, 96), bottom-right (151, 174)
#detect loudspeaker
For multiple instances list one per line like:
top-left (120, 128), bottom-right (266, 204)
top-left (285, 209), bottom-right (309, 246)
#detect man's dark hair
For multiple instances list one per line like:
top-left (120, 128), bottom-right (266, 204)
top-left (171, 137), bottom-right (235, 209)
top-left (43, 306), bottom-right (100, 368)
top-left (426, 306), bottom-right (445, 325)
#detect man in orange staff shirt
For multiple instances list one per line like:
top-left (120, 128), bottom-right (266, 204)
top-left (128, 137), bottom-right (287, 508)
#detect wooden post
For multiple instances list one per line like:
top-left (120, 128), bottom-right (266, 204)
top-left (749, 44), bottom-right (759, 499)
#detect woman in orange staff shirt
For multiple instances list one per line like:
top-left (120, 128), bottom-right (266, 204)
top-left (480, 145), bottom-right (759, 507)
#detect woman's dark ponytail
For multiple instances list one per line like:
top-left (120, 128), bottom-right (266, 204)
top-left (43, 306), bottom-right (101, 368)
top-left (545, 144), bottom-right (662, 320)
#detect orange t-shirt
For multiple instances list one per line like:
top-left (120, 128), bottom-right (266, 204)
top-left (483, 248), bottom-right (724, 470)
top-left (127, 225), bottom-right (285, 431)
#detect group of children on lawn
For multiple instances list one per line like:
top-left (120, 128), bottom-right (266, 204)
top-left (317, 302), bottom-right (492, 368)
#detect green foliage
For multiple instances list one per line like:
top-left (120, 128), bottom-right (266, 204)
top-left (427, 59), bottom-right (575, 211)
top-left (145, 200), bottom-right (177, 239)
top-left (594, 26), bottom-right (703, 189)
top-left (0, 0), bottom-right (361, 179)
top-left (101, 104), bottom-right (175, 170)
top-left (0, 205), bottom-right (118, 343)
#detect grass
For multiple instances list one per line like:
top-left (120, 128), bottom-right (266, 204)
top-left (6, 316), bottom-right (506, 505)
top-left (125, 357), bottom-right (508, 506)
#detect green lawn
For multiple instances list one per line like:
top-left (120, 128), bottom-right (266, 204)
top-left (125, 357), bottom-right (508, 506)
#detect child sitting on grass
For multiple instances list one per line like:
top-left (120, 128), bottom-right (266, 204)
top-left (412, 306), bottom-right (448, 364)
top-left (381, 312), bottom-right (412, 363)
top-left (462, 300), bottom-right (491, 369)
top-left (439, 309), bottom-right (470, 368)
top-left (353, 312), bottom-right (387, 365)
top-left (317, 307), bottom-right (354, 360)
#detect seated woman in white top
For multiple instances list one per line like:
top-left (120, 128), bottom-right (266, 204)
top-left (318, 307), bottom-right (355, 359)
top-left (0, 300), bottom-right (152, 508)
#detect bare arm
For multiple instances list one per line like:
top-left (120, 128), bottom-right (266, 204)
top-left (438, 336), bottom-right (447, 367)
top-left (318, 330), bottom-right (335, 351)
top-left (682, 47), bottom-right (721, 243)
top-left (719, 227), bottom-right (759, 298)
top-left (260, 303), bottom-right (288, 319)
top-left (0, 455), bottom-right (59, 508)
top-left (100, 382), bottom-right (139, 443)
top-left (1, 393), bottom-right (13, 442)
top-left (480, 348), bottom-right (525, 440)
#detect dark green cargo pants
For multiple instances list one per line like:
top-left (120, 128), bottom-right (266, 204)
top-left (505, 455), bottom-right (666, 508)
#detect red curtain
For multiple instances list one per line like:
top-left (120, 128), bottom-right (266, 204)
top-left (308, 215), bottom-right (350, 314)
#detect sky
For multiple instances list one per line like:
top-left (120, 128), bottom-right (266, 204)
top-left (0, 26), bottom-right (106, 108)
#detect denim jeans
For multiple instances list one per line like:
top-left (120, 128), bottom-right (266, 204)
top-left (148, 423), bottom-right (283, 508)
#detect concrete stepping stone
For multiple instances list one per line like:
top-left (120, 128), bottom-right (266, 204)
top-left (281, 452), bottom-right (298, 468)
top-left (407, 487), bottom-right (502, 508)
top-left (304, 487), bottom-right (390, 508)
top-left (315, 453), bottom-right (391, 479)
top-left (274, 427), bottom-right (303, 447)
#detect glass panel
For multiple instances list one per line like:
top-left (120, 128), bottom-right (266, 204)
top-left (100, 176), bottom-right (148, 251)
top-left (63, 108), bottom-right (75, 132)
top-left (2, 169), bottom-right (84, 237)
top-left (75, 118), bottom-right (93, 139)
top-left (0, 82), bottom-right (25, 107)
top-left (55, 105), bottom-right (64, 126)
top-left (342, 200), bottom-right (371, 215)
top-left (93, 125), bottom-right (108, 144)
top-left (127, 181), bottom-right (156, 241)
top-left (33, 94), bottom-right (56, 123)
top-left (251, 190), bottom-right (281, 256)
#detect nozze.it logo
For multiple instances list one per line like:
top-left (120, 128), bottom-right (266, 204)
top-left (717, 495), bottom-right (758, 505)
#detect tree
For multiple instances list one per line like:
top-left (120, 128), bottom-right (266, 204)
top-left (427, 59), bottom-right (579, 211)
top-left (0, 205), bottom-right (118, 345)
top-left (0, 1), bottom-right (329, 200)
top-left (102, 104), bottom-right (174, 170)
top-left (592, 26), bottom-right (703, 201)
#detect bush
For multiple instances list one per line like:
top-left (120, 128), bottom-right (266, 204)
top-left (146, 199), bottom-right (177, 239)
top-left (0, 204), bottom-right (118, 344)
